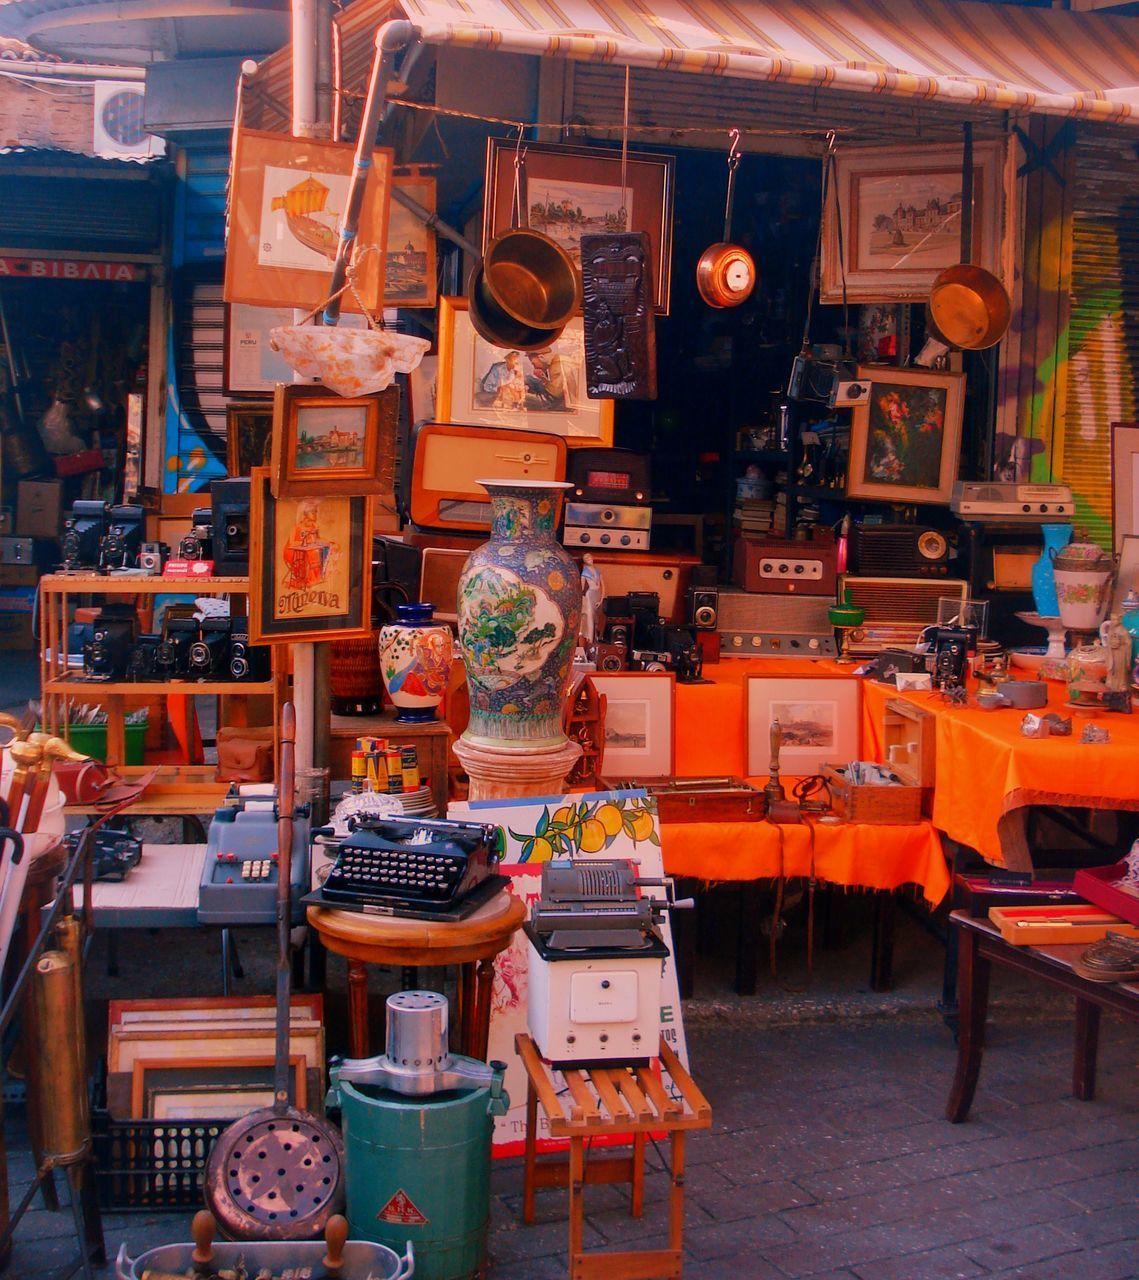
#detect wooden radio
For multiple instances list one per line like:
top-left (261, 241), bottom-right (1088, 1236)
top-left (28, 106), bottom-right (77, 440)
top-left (838, 575), bottom-right (968, 656)
top-left (731, 528), bottom-right (837, 595)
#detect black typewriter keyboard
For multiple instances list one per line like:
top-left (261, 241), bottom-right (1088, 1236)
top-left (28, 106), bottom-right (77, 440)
top-left (322, 842), bottom-right (468, 904)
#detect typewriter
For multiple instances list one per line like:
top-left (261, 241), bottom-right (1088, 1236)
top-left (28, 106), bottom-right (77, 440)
top-left (315, 815), bottom-right (503, 919)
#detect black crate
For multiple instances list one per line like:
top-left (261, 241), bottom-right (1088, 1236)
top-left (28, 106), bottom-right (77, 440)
top-left (91, 1110), bottom-right (226, 1211)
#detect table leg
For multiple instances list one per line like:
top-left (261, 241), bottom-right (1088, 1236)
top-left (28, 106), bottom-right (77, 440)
top-left (457, 962), bottom-right (477, 1058)
top-left (735, 881), bottom-right (762, 995)
top-left (568, 1136), bottom-right (585, 1274)
top-left (946, 925), bottom-right (991, 1123)
top-left (523, 1079), bottom-right (538, 1224)
top-left (870, 890), bottom-right (896, 992)
top-left (471, 955), bottom-right (496, 1062)
top-left (631, 1131), bottom-right (645, 1218)
top-left (347, 959), bottom-right (370, 1058)
top-left (668, 1130), bottom-right (687, 1257)
top-left (1073, 997), bottom-right (1101, 1101)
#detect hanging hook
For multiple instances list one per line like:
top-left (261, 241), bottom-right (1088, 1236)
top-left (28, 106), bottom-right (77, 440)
top-left (723, 127), bottom-right (743, 242)
top-left (727, 127), bottom-right (742, 173)
top-left (510, 122), bottom-right (527, 229)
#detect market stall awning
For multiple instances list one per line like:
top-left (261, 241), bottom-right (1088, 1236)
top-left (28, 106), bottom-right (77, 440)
top-left (394, 0), bottom-right (1139, 125)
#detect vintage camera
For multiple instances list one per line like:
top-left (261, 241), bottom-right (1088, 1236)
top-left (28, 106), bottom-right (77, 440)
top-left (178, 508), bottom-right (214, 562)
top-left (98, 504), bottom-right (145, 572)
top-left (139, 541), bottom-right (169, 575)
top-left (125, 633), bottom-right (163, 682)
top-left (211, 478), bottom-right (250, 576)
top-left (602, 615), bottom-right (634, 649)
top-left (663, 624), bottom-right (703, 682)
top-left (686, 584), bottom-right (718, 630)
top-left (161, 610), bottom-right (201, 677)
top-left (187, 616), bottom-right (232, 679)
top-left (61, 500), bottom-right (109, 570)
top-left (586, 640), bottom-right (626, 673)
top-left (229, 616), bottom-right (271, 682)
top-left (629, 648), bottom-right (671, 672)
top-left (933, 627), bottom-right (971, 690)
top-left (83, 604), bottom-right (137, 680)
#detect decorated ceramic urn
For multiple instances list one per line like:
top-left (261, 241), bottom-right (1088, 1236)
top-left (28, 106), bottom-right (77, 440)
top-left (377, 602), bottom-right (453, 722)
top-left (457, 480), bottom-right (581, 748)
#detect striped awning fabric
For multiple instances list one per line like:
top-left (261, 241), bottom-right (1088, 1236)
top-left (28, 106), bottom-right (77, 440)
top-left (396, 0), bottom-right (1139, 125)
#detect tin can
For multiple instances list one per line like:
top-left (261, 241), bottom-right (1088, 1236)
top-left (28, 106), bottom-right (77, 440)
top-left (400, 746), bottom-right (420, 792)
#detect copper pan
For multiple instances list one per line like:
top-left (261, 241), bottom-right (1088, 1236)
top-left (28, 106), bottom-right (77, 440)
top-left (467, 263), bottom-right (564, 353)
top-left (481, 227), bottom-right (581, 330)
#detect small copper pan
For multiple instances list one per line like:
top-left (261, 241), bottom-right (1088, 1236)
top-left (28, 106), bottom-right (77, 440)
top-left (482, 227), bottom-right (581, 330)
top-left (927, 123), bottom-right (1010, 351)
top-left (467, 263), bottom-right (564, 353)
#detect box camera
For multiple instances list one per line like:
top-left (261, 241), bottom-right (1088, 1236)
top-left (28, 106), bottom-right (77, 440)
top-left (126, 633), bottom-right (163, 682)
top-left (686, 585), bottom-right (718, 630)
top-left (187, 616), bottom-right (233, 679)
top-left (211, 478), bottom-right (250, 576)
top-left (99, 504), bottom-right (145, 572)
top-left (162, 609), bottom-right (201, 677)
top-left (138, 541), bottom-right (169, 575)
top-left (229, 616), bottom-right (271, 682)
top-left (61, 500), bottom-right (109, 570)
top-left (179, 508), bottom-right (213, 562)
top-left (83, 604), bottom-right (138, 680)
top-left (934, 627), bottom-right (971, 690)
top-left (586, 640), bottom-right (626, 673)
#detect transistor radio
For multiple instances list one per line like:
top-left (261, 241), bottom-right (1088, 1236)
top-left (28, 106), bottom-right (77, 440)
top-left (847, 524), bottom-right (953, 578)
top-left (838, 575), bottom-right (968, 657)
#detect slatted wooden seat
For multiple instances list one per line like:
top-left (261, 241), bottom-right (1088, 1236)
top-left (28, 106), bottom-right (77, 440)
top-left (515, 1033), bottom-right (712, 1280)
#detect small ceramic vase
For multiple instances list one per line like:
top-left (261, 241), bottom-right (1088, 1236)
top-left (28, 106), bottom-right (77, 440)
top-left (1030, 523), bottom-right (1072, 617)
top-left (1053, 542), bottom-right (1114, 633)
top-left (377, 602), bottom-right (453, 722)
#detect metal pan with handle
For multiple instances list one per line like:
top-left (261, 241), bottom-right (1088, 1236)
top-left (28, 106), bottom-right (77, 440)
top-left (205, 702), bottom-right (346, 1240)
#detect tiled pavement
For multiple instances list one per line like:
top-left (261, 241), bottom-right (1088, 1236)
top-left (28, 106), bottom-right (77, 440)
top-left (7, 997), bottom-right (1137, 1278)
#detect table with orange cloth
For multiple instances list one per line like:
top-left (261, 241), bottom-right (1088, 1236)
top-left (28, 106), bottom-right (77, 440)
top-left (668, 659), bottom-right (949, 906)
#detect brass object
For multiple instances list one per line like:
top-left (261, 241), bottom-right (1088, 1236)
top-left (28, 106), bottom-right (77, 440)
top-left (482, 227), bottom-right (581, 330)
top-left (581, 231), bottom-right (657, 400)
top-left (764, 721), bottom-right (802, 823)
top-left (31, 949), bottom-right (89, 1160)
top-left (466, 262), bottom-right (563, 353)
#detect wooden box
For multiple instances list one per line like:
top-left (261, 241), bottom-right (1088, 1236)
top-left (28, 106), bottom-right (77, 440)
top-left (602, 776), bottom-right (764, 823)
top-left (883, 697), bottom-right (936, 815)
top-left (988, 903), bottom-right (1139, 946)
top-left (823, 764), bottom-right (924, 825)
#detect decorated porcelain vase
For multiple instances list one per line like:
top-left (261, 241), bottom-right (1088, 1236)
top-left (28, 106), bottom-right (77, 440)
top-left (457, 480), bottom-right (581, 748)
top-left (1053, 542), bottom-right (1114, 633)
top-left (377, 602), bottom-right (453, 722)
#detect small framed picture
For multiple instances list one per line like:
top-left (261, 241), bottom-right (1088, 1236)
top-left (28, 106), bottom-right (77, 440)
top-left (1111, 422), bottom-right (1139, 553)
top-left (845, 367), bottom-right (966, 506)
top-left (589, 671), bottom-right (675, 779)
top-left (386, 172), bottom-right (437, 308)
top-left (271, 383), bottom-right (398, 499)
top-left (226, 401), bottom-right (274, 476)
top-left (249, 466), bottom-right (372, 645)
top-left (746, 675), bottom-right (861, 778)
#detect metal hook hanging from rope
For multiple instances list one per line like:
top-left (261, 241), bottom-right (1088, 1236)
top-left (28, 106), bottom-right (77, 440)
top-left (722, 126), bottom-right (743, 242)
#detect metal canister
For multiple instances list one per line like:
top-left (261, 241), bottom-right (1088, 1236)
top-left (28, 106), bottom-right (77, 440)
top-left (400, 746), bottom-right (420, 793)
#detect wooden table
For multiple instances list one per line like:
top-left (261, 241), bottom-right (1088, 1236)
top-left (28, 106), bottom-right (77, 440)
top-left (515, 1033), bottom-right (712, 1280)
top-left (946, 910), bottom-right (1139, 1123)
top-left (329, 711), bottom-right (451, 815)
top-left (306, 889), bottom-right (525, 1059)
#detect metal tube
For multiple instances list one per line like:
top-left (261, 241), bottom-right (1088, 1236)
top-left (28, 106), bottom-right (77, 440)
top-left (31, 950), bottom-right (89, 1162)
top-left (292, 0), bottom-right (319, 137)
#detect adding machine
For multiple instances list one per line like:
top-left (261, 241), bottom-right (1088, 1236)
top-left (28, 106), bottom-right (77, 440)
top-left (198, 783), bottom-right (310, 924)
top-left (525, 858), bottom-right (686, 1066)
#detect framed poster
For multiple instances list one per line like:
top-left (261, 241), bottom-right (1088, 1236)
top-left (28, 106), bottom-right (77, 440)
top-left (745, 675), bottom-right (861, 778)
top-left (225, 304), bottom-right (367, 395)
top-left (226, 401), bottom-right (274, 476)
top-left (436, 297), bottom-right (613, 447)
top-left (248, 467), bottom-right (372, 644)
top-left (270, 383), bottom-right (397, 499)
top-left (483, 139), bottom-right (675, 313)
top-left (386, 172), bottom-right (437, 308)
top-left (821, 141), bottom-right (1005, 303)
top-left (845, 367), bottom-right (966, 506)
top-left (588, 671), bottom-right (675, 779)
top-left (1111, 422), bottom-right (1139, 553)
top-left (224, 128), bottom-right (393, 313)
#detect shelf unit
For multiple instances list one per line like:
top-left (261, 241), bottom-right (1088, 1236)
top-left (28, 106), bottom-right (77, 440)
top-left (39, 573), bottom-right (286, 770)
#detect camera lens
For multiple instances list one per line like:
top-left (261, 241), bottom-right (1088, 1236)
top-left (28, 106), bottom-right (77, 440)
top-left (230, 656), bottom-right (249, 679)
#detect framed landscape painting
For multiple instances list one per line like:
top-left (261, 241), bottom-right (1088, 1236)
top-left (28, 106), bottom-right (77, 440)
top-left (745, 676), bottom-right (860, 779)
top-left (589, 671), bottom-right (675, 779)
top-left (271, 383), bottom-right (397, 499)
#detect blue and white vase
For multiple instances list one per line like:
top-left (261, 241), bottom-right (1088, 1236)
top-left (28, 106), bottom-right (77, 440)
top-left (1030, 523), bottom-right (1072, 616)
top-left (457, 480), bottom-right (580, 748)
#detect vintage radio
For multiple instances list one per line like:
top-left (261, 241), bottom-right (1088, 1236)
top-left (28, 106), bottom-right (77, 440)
top-left (732, 528), bottom-right (837, 595)
top-left (847, 524), bottom-right (953, 578)
top-left (950, 481), bottom-right (1074, 521)
top-left (408, 422), bottom-right (566, 534)
top-left (570, 550), bottom-right (698, 623)
top-left (716, 588), bottom-right (837, 658)
top-left (564, 501), bottom-right (651, 551)
top-left (565, 447), bottom-right (652, 551)
top-left (838, 575), bottom-right (968, 657)
top-left (211, 477), bottom-right (251, 576)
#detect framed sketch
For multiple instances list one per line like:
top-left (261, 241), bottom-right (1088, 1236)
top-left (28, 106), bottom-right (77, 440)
top-left (225, 304), bottom-right (367, 395)
top-left (226, 402), bottom-right (274, 476)
top-left (821, 141), bottom-right (1005, 303)
top-left (436, 297), bottom-right (613, 447)
top-left (386, 172), bottom-right (437, 308)
top-left (248, 466), bottom-right (372, 645)
top-left (589, 671), bottom-right (675, 779)
top-left (1111, 422), bottom-right (1139, 553)
top-left (224, 128), bottom-right (393, 313)
top-left (270, 382), bottom-right (397, 499)
top-left (845, 367), bottom-right (966, 506)
top-left (1112, 534), bottom-right (1139, 617)
top-left (483, 139), bottom-right (675, 313)
top-left (134, 1057), bottom-right (307, 1120)
top-left (746, 676), bottom-right (861, 778)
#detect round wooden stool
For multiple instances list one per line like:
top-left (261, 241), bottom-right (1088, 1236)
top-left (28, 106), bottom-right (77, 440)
top-left (307, 890), bottom-right (525, 1060)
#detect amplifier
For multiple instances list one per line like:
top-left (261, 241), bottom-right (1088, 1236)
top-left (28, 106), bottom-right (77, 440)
top-left (564, 502), bottom-right (651, 551)
top-left (567, 447), bottom-right (651, 505)
top-left (847, 524), bottom-right (953, 578)
top-left (950, 481), bottom-right (1073, 521)
top-left (732, 529), bottom-right (837, 595)
top-left (717, 589), bottom-right (837, 658)
top-left (570, 550), bottom-right (698, 623)
top-left (838, 575), bottom-right (968, 657)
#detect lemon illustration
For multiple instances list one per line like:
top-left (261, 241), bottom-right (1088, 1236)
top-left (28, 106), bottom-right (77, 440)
top-left (552, 805), bottom-right (574, 827)
top-left (529, 837), bottom-right (555, 861)
top-left (628, 809), bottom-right (655, 842)
top-left (596, 803), bottom-right (624, 837)
top-left (579, 818), bottom-right (608, 853)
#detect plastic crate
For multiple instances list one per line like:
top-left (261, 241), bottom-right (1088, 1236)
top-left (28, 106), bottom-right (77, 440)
top-left (91, 1110), bottom-right (225, 1211)
top-left (67, 721), bottom-right (147, 766)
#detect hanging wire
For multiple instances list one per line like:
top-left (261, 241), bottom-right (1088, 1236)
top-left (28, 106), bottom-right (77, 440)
top-left (618, 65), bottom-right (631, 227)
top-left (511, 122), bottom-right (527, 229)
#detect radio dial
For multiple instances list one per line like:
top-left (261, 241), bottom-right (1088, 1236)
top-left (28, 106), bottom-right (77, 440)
top-left (732, 636), bottom-right (743, 647)
top-left (1039, 504), bottom-right (1048, 512)
top-left (794, 564), bottom-right (805, 574)
top-left (1022, 503), bottom-right (1031, 512)
top-left (579, 532), bottom-right (591, 543)
top-left (809, 638), bottom-right (819, 649)
top-left (601, 509), bottom-right (616, 523)
top-left (599, 533), bottom-right (611, 544)
top-left (620, 535), bottom-right (631, 546)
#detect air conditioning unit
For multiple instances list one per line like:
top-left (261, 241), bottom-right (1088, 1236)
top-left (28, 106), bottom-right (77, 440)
top-left (93, 82), bottom-right (166, 160)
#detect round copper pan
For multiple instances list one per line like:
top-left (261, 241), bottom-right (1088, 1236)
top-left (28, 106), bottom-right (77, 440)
top-left (696, 242), bottom-right (756, 309)
top-left (481, 228), bottom-right (581, 330)
top-left (466, 264), bottom-right (565, 352)
top-left (927, 263), bottom-right (1011, 351)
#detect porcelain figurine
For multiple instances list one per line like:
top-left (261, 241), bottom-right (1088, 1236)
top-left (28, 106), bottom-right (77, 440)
top-left (1030, 523), bottom-right (1072, 617)
top-left (580, 553), bottom-right (604, 646)
top-left (377, 602), bottom-right (453, 722)
top-left (458, 480), bottom-right (581, 747)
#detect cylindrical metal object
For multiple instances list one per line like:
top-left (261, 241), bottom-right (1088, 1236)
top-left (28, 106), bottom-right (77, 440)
top-left (385, 991), bottom-right (450, 1072)
top-left (30, 949), bottom-right (89, 1161)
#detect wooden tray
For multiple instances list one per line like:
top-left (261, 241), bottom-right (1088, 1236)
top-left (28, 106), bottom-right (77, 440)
top-left (988, 903), bottom-right (1139, 946)
top-left (823, 764), bottom-right (923, 825)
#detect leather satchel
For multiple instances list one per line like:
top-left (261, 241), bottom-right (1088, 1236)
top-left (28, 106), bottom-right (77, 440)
top-left (215, 726), bottom-right (275, 783)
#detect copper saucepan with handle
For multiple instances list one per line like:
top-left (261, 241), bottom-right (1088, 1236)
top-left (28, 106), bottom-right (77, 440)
top-left (697, 128), bottom-right (757, 309)
top-left (926, 122), bottom-right (1010, 351)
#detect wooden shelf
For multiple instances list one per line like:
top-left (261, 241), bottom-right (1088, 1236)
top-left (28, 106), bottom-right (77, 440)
top-left (40, 574), bottom-right (250, 594)
top-left (44, 677), bottom-right (276, 696)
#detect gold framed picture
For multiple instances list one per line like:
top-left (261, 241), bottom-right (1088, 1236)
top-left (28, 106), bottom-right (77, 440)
top-left (270, 383), bottom-right (398, 499)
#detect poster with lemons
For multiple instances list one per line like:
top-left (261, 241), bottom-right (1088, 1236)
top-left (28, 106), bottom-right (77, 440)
top-left (450, 789), bottom-right (688, 1156)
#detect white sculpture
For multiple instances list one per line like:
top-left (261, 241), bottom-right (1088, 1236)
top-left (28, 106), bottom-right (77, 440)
top-left (580, 553), bottom-right (605, 646)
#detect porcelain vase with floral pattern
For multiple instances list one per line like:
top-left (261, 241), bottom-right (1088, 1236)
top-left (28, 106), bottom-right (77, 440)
top-left (457, 480), bottom-right (580, 748)
top-left (378, 602), bottom-right (453, 722)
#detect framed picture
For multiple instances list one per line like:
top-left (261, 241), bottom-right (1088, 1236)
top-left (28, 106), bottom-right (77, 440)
top-left (224, 128), bottom-right (393, 313)
top-left (225, 304), bottom-right (368, 395)
top-left (745, 676), bottom-right (861, 778)
top-left (1111, 422), bottom-right (1139, 553)
top-left (386, 172), bottom-right (437, 308)
top-left (436, 297), bottom-right (614, 447)
top-left (226, 401), bottom-right (274, 476)
top-left (483, 139), bottom-right (675, 313)
top-left (249, 466), bottom-right (372, 645)
top-left (133, 1056), bottom-right (308, 1119)
top-left (1112, 534), bottom-right (1139, 616)
top-left (821, 141), bottom-right (1005, 303)
top-left (270, 383), bottom-right (397, 498)
top-left (845, 367), bottom-right (966, 506)
top-left (589, 671), bottom-right (675, 779)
